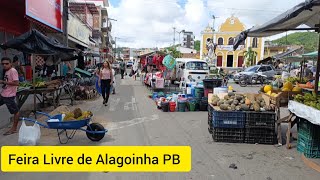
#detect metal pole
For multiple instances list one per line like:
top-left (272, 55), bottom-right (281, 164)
top-left (173, 27), bottom-right (176, 46)
top-left (61, 0), bottom-right (69, 76)
top-left (31, 54), bottom-right (36, 117)
top-left (314, 28), bottom-right (320, 93)
top-left (115, 37), bottom-right (117, 59)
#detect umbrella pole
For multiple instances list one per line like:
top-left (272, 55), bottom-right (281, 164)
top-left (314, 30), bottom-right (320, 93)
top-left (32, 54), bottom-right (37, 118)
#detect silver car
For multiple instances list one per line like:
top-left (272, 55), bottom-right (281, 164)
top-left (233, 65), bottom-right (276, 83)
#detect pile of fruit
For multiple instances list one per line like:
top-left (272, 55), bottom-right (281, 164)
top-left (33, 77), bottom-right (46, 88)
top-left (62, 108), bottom-right (93, 121)
top-left (296, 82), bottom-right (314, 89)
top-left (286, 77), bottom-right (308, 84)
top-left (19, 82), bottom-right (32, 87)
top-left (294, 92), bottom-right (320, 110)
top-left (262, 82), bottom-right (302, 96)
top-left (211, 92), bottom-right (275, 112)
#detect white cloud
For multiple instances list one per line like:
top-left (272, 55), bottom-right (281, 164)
top-left (109, 0), bottom-right (307, 48)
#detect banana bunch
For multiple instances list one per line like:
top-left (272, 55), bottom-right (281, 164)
top-left (294, 92), bottom-right (320, 110)
top-left (34, 81), bottom-right (46, 88)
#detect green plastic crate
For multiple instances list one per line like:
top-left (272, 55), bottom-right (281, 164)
top-left (297, 119), bottom-right (320, 140)
top-left (297, 132), bottom-right (320, 158)
top-left (297, 119), bottom-right (320, 158)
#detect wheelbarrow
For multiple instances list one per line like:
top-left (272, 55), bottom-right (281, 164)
top-left (20, 112), bottom-right (108, 144)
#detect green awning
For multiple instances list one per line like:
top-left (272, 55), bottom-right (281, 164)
top-left (74, 67), bottom-right (92, 77)
top-left (302, 51), bottom-right (318, 57)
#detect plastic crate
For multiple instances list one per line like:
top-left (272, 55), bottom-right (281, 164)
top-left (297, 119), bottom-right (320, 158)
top-left (212, 110), bottom-right (246, 128)
top-left (297, 132), bottom-right (320, 158)
top-left (212, 128), bottom-right (245, 143)
top-left (245, 112), bottom-right (276, 129)
top-left (298, 118), bottom-right (320, 139)
top-left (245, 128), bottom-right (276, 145)
top-left (203, 79), bottom-right (222, 89)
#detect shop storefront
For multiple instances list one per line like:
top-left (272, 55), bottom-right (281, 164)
top-left (0, 0), bottom-right (63, 80)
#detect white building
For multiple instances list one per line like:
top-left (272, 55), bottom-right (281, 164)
top-left (182, 31), bottom-right (195, 49)
top-left (176, 46), bottom-right (197, 54)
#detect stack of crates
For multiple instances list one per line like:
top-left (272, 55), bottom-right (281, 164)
top-left (244, 112), bottom-right (276, 144)
top-left (210, 107), bottom-right (246, 143)
top-left (297, 118), bottom-right (320, 158)
top-left (208, 105), bottom-right (214, 134)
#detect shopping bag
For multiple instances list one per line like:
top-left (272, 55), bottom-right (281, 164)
top-left (110, 85), bottom-right (114, 94)
top-left (18, 120), bottom-right (41, 146)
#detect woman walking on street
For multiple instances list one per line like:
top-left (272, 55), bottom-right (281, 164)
top-left (99, 61), bottom-right (113, 106)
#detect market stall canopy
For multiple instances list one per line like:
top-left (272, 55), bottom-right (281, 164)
top-left (233, 0), bottom-right (320, 50)
top-left (257, 57), bottom-right (274, 65)
top-left (303, 51), bottom-right (318, 57)
top-left (283, 56), bottom-right (304, 63)
top-left (0, 29), bottom-right (77, 61)
top-left (274, 47), bottom-right (303, 59)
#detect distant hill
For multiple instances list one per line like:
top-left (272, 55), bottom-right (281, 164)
top-left (271, 32), bottom-right (319, 53)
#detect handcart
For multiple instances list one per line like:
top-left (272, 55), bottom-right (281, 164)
top-left (21, 112), bottom-right (108, 144)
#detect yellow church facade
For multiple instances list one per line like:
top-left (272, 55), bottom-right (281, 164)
top-left (200, 16), bottom-right (264, 68)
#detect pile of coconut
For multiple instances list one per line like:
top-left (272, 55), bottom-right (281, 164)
top-left (210, 92), bottom-right (275, 112)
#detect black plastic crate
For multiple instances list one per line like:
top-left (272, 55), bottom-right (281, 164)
top-left (212, 109), bottom-right (246, 128)
top-left (203, 79), bottom-right (222, 89)
top-left (245, 128), bottom-right (276, 145)
top-left (245, 112), bottom-right (276, 129)
top-left (208, 124), bottom-right (213, 134)
top-left (212, 128), bottom-right (245, 143)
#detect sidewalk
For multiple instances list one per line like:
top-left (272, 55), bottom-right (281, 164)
top-left (0, 106), bottom-right (11, 129)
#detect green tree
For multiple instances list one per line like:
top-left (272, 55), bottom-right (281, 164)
top-left (194, 40), bottom-right (200, 51)
top-left (164, 47), bottom-right (182, 58)
top-left (243, 47), bottom-right (257, 67)
top-left (271, 32), bottom-right (319, 53)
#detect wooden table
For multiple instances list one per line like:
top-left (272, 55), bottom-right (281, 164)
top-left (17, 87), bottom-right (60, 109)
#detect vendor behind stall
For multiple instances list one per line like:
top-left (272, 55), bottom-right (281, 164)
top-left (13, 56), bottom-right (25, 82)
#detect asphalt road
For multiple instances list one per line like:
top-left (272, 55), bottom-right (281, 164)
top-left (1, 75), bottom-right (320, 180)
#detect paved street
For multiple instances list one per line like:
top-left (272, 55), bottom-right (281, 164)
top-left (1, 75), bottom-right (320, 180)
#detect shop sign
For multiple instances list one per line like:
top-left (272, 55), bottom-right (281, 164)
top-left (217, 45), bottom-right (244, 51)
top-left (26, 0), bottom-right (63, 32)
top-left (68, 14), bottom-right (91, 46)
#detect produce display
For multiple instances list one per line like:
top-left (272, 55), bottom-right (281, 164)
top-left (62, 108), bottom-right (93, 121)
top-left (294, 92), bottom-right (320, 110)
top-left (262, 81), bottom-right (302, 97)
top-left (19, 82), bottom-right (32, 87)
top-left (33, 77), bottom-right (46, 88)
top-left (210, 92), bottom-right (275, 112)
top-left (296, 82), bottom-right (314, 89)
top-left (285, 77), bottom-right (308, 84)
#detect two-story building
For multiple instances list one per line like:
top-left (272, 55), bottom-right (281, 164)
top-left (200, 16), bottom-right (264, 68)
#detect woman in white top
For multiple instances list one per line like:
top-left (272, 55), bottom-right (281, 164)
top-left (99, 61), bottom-right (113, 106)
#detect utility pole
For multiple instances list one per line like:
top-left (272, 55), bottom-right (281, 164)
top-left (61, 0), bottom-right (69, 76)
top-left (114, 37), bottom-right (117, 59)
top-left (63, 0), bottom-right (69, 46)
top-left (173, 27), bottom-right (176, 46)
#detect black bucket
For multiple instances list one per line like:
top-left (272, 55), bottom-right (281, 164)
top-left (161, 102), bottom-right (170, 112)
top-left (203, 79), bottom-right (223, 89)
top-left (200, 98), bottom-right (208, 111)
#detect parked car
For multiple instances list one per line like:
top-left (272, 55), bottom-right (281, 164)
top-left (127, 61), bottom-right (133, 68)
top-left (233, 65), bottom-right (276, 83)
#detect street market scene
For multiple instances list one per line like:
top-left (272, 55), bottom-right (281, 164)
top-left (1, 0), bottom-right (320, 179)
